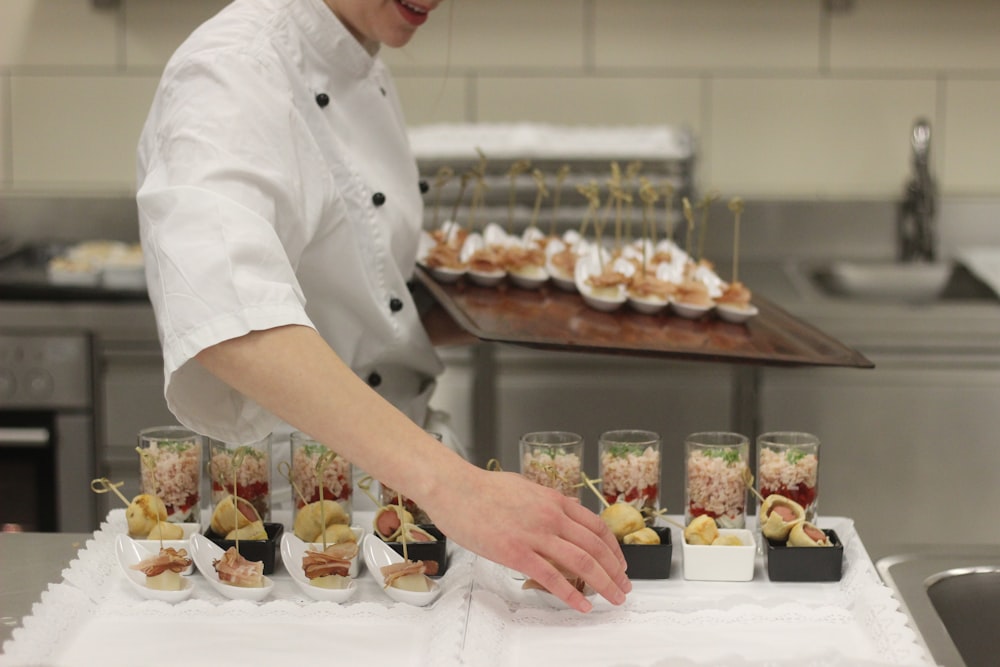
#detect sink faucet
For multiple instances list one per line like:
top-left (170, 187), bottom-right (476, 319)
top-left (897, 118), bottom-right (937, 262)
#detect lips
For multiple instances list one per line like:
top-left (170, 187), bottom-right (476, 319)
top-left (394, 0), bottom-right (430, 27)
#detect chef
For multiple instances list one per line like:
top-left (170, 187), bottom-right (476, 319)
top-left (135, 0), bottom-right (629, 612)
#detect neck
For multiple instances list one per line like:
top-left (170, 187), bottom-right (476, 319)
top-left (321, 0), bottom-right (380, 55)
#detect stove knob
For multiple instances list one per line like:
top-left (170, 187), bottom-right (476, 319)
top-left (0, 370), bottom-right (14, 399)
top-left (25, 370), bottom-right (53, 398)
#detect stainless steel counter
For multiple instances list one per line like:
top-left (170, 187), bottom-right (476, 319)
top-left (0, 532), bottom-right (89, 648)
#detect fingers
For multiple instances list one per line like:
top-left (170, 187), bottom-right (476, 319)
top-left (558, 500), bottom-right (632, 599)
top-left (520, 553), bottom-right (594, 613)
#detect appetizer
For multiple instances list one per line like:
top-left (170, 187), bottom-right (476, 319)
top-left (213, 546), bottom-right (265, 588)
top-left (373, 504), bottom-right (414, 542)
top-left (130, 546), bottom-right (192, 591)
top-left (210, 494), bottom-right (261, 536)
top-left (683, 514), bottom-right (719, 546)
top-left (380, 560), bottom-right (432, 592)
top-left (225, 519), bottom-right (268, 541)
top-left (137, 437), bottom-right (201, 523)
top-left (146, 520), bottom-right (184, 541)
top-left (759, 494), bottom-right (806, 541)
top-left (209, 443), bottom-right (270, 522)
top-left (302, 541), bottom-right (358, 589)
top-left (788, 521), bottom-right (833, 548)
top-left (126, 493), bottom-right (168, 538)
top-left (294, 498), bottom-right (349, 542)
top-left (599, 442), bottom-right (660, 516)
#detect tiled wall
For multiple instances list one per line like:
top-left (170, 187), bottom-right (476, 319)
top-left (3, 0), bottom-right (1000, 199)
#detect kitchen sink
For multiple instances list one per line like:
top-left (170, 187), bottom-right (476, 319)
top-left (791, 260), bottom-right (997, 303)
top-left (877, 546), bottom-right (1000, 667)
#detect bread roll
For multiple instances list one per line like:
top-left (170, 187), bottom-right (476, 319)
top-left (127, 494), bottom-right (168, 538)
top-left (295, 500), bottom-right (349, 542)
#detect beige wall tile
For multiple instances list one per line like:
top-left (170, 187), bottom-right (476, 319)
top-left (11, 76), bottom-right (159, 190)
top-left (830, 0), bottom-right (1000, 71)
top-left (707, 78), bottom-right (936, 198)
top-left (0, 0), bottom-right (118, 68)
top-left (125, 0), bottom-right (231, 69)
top-left (475, 76), bottom-right (702, 128)
top-left (395, 74), bottom-right (469, 125)
top-left (941, 81), bottom-right (1000, 196)
top-left (594, 0), bottom-right (820, 70)
top-left (383, 0), bottom-right (586, 70)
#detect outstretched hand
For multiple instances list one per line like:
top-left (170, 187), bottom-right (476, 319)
top-left (422, 466), bottom-right (631, 612)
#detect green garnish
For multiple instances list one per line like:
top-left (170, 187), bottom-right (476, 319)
top-left (232, 445), bottom-right (264, 460)
top-left (607, 444), bottom-right (644, 458)
top-left (705, 448), bottom-right (741, 465)
top-left (303, 443), bottom-right (334, 459)
top-left (786, 449), bottom-right (806, 464)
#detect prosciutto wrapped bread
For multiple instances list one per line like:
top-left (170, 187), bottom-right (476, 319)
top-left (213, 546), bottom-right (265, 587)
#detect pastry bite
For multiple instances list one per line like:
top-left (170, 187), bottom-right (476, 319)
top-left (126, 494), bottom-right (168, 538)
top-left (600, 503), bottom-right (645, 542)
top-left (788, 521), bottom-right (832, 547)
top-left (373, 504), bottom-right (414, 541)
top-left (293, 499), bottom-right (349, 542)
top-left (210, 494), bottom-right (260, 536)
top-left (759, 494), bottom-right (806, 541)
top-left (317, 523), bottom-right (357, 545)
top-left (146, 520), bottom-right (184, 541)
top-left (683, 514), bottom-right (719, 546)
top-left (225, 520), bottom-right (268, 541)
top-left (622, 527), bottom-right (660, 545)
top-left (711, 534), bottom-right (745, 546)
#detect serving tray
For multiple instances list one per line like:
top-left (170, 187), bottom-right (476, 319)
top-left (416, 268), bottom-right (873, 369)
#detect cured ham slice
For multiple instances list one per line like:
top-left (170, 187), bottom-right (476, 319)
top-left (380, 560), bottom-right (431, 591)
top-left (130, 546), bottom-right (192, 576)
top-left (213, 546), bottom-right (264, 587)
top-left (301, 542), bottom-right (358, 580)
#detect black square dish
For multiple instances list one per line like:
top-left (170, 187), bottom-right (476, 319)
top-left (766, 528), bottom-right (843, 582)
top-left (205, 522), bottom-right (284, 574)
top-left (385, 524), bottom-right (448, 576)
top-left (621, 526), bottom-right (673, 579)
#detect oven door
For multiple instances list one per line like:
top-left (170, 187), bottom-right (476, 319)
top-left (0, 413), bottom-right (56, 532)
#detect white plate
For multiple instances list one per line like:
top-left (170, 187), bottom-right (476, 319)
top-left (715, 302), bottom-right (759, 323)
top-left (114, 534), bottom-right (194, 603)
top-left (508, 267), bottom-right (548, 290)
top-left (627, 294), bottom-right (669, 315)
top-left (362, 533), bottom-right (440, 607)
top-left (188, 533), bottom-right (274, 601)
top-left (427, 265), bottom-right (466, 283)
top-left (670, 299), bottom-right (715, 319)
top-left (135, 523), bottom-right (201, 575)
top-left (467, 268), bottom-right (506, 286)
top-left (280, 531), bottom-right (362, 603)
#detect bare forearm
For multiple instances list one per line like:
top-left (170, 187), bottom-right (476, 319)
top-left (193, 324), bottom-right (461, 506)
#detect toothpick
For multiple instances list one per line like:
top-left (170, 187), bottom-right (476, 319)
top-left (529, 169), bottom-right (548, 230)
top-left (431, 166), bottom-right (453, 228)
top-left (548, 164), bottom-right (571, 237)
top-left (581, 472), bottom-right (611, 509)
top-left (506, 159), bottom-right (532, 235)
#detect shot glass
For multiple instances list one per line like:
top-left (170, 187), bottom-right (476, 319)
top-left (378, 431), bottom-right (440, 524)
top-left (685, 431), bottom-right (750, 528)
top-left (598, 429), bottom-right (661, 518)
top-left (519, 431), bottom-right (584, 499)
top-left (756, 431), bottom-right (820, 522)
top-left (290, 431), bottom-right (352, 524)
top-left (207, 434), bottom-right (272, 522)
top-left (137, 425), bottom-right (203, 523)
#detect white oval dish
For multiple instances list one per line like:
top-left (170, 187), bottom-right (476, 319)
top-left (135, 523), bottom-right (201, 575)
top-left (428, 265), bottom-right (466, 283)
top-left (670, 299), bottom-right (715, 319)
top-left (362, 534), bottom-right (440, 607)
top-left (188, 533), bottom-right (274, 601)
top-left (715, 302), bottom-right (759, 324)
top-left (508, 265), bottom-right (548, 290)
top-left (627, 294), bottom-right (669, 315)
top-left (115, 534), bottom-right (194, 603)
top-left (280, 532), bottom-right (358, 602)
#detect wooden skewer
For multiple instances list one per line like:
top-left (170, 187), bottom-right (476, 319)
top-left (548, 164), bottom-right (571, 237)
top-left (728, 197), bottom-right (745, 284)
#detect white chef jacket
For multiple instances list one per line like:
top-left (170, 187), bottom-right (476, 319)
top-left (136, 0), bottom-right (444, 447)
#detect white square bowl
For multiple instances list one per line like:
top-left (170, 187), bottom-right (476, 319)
top-left (682, 528), bottom-right (756, 582)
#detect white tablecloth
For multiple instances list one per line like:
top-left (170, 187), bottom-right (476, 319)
top-left (0, 512), bottom-right (935, 667)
